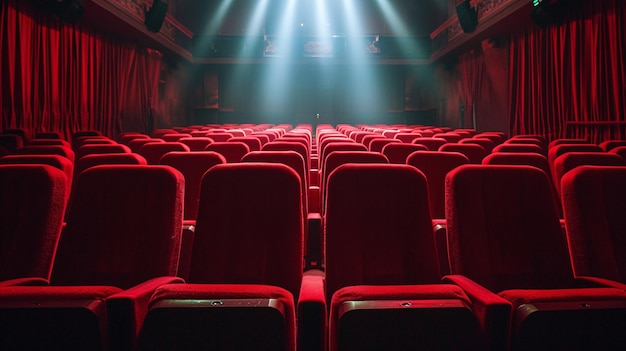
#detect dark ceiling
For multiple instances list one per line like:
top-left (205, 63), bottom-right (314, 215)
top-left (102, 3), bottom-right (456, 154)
top-left (174, 0), bottom-right (451, 37)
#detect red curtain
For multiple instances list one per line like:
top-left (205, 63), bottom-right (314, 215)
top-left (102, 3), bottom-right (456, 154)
top-left (509, 0), bottom-right (626, 142)
top-left (0, 0), bottom-right (164, 139)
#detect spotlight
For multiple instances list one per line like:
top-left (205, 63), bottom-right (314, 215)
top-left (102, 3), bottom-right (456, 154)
top-left (455, 0), bottom-right (478, 33)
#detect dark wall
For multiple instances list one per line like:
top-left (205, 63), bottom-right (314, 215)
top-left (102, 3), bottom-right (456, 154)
top-left (189, 63), bottom-right (438, 126)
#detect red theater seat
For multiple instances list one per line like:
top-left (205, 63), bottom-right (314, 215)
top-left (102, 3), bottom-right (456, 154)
top-left (17, 145), bottom-right (75, 164)
top-left (445, 165), bottom-right (626, 350)
top-left (178, 136), bottom-right (214, 151)
top-left (0, 164), bottom-right (67, 285)
top-left (74, 153), bottom-right (147, 176)
top-left (492, 143), bottom-right (545, 155)
top-left (406, 151), bottom-right (468, 219)
top-left (600, 140), bottom-right (626, 152)
top-left (0, 165), bottom-right (185, 350)
top-left (138, 142), bottom-right (190, 165)
top-left (459, 137), bottom-right (496, 153)
top-left (562, 166), bottom-right (626, 287)
top-left (205, 141), bottom-right (250, 163)
top-left (552, 152), bottom-right (625, 197)
top-left (318, 164), bottom-right (497, 350)
top-left (28, 138), bottom-right (72, 148)
top-left (0, 155), bottom-right (74, 203)
top-left (368, 138), bottom-right (400, 153)
top-left (381, 143), bottom-right (427, 164)
top-left (126, 138), bottom-right (165, 153)
top-left (75, 143), bottom-right (131, 161)
top-left (159, 151), bottom-right (226, 221)
top-left (411, 137), bottom-right (447, 151)
top-left (138, 163), bottom-right (304, 351)
top-left (439, 143), bottom-right (487, 164)
top-left (229, 136), bottom-right (262, 152)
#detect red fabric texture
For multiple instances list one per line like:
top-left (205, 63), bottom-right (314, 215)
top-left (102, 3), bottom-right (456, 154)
top-left (52, 165), bottom-right (184, 289)
top-left (160, 151), bottom-right (226, 220)
top-left (241, 151), bottom-right (309, 218)
top-left (229, 137), bottom-right (262, 152)
top-left (0, 285), bottom-right (122, 300)
top-left (446, 165), bottom-right (571, 293)
top-left (439, 143), bottom-right (487, 164)
top-left (321, 151), bottom-right (389, 208)
top-left (553, 152), bottom-right (625, 196)
top-left (205, 141), bottom-right (250, 163)
top-left (381, 143), bottom-right (427, 164)
top-left (362, 134), bottom-right (390, 152)
top-left (75, 144), bottom-right (131, 162)
top-left (17, 145), bottom-right (75, 164)
top-left (459, 138), bottom-right (496, 153)
top-left (138, 142), bottom-right (190, 165)
top-left (406, 151), bottom-right (469, 219)
top-left (178, 137), bottom-right (214, 151)
top-left (562, 166), bottom-right (626, 282)
top-left (324, 164), bottom-right (440, 300)
top-left (499, 287), bottom-right (626, 307)
top-left (0, 165), bottom-right (67, 282)
top-left (0, 154), bottom-right (73, 202)
top-left (411, 137), bottom-right (448, 151)
top-left (0, 1), bottom-right (164, 139)
top-left (509, 1), bottom-right (626, 143)
top-left (189, 163), bottom-right (304, 298)
top-left (492, 143), bottom-right (545, 155)
top-left (74, 153), bottom-right (147, 176)
top-left (262, 141), bottom-right (309, 172)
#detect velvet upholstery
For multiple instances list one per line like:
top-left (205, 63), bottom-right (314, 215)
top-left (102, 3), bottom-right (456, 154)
top-left (177, 136), bottom-right (214, 151)
top-left (126, 138), bottom-right (164, 153)
top-left (368, 138), bottom-right (400, 153)
top-left (140, 163), bottom-right (303, 351)
top-left (160, 151), bottom-right (226, 221)
top-left (204, 141), bottom-right (250, 163)
top-left (229, 136), bottom-right (262, 152)
top-left (553, 152), bottom-right (624, 196)
top-left (17, 145), bottom-right (75, 164)
top-left (439, 143), bottom-right (487, 164)
top-left (381, 143), bottom-right (427, 164)
top-left (492, 143), bottom-right (545, 155)
top-left (446, 164), bottom-right (626, 350)
top-left (411, 137), bottom-right (448, 151)
top-left (0, 155), bottom-right (74, 203)
top-left (137, 142), bottom-right (190, 165)
top-left (325, 164), bottom-right (439, 298)
top-left (75, 143), bottom-right (130, 161)
top-left (406, 151), bottom-right (469, 219)
top-left (459, 137), bottom-right (496, 153)
top-left (324, 163), bottom-right (485, 350)
top-left (189, 163), bottom-right (303, 294)
top-left (74, 153), bottom-right (147, 177)
top-left (0, 164), bottom-right (67, 282)
top-left (562, 166), bottom-right (626, 282)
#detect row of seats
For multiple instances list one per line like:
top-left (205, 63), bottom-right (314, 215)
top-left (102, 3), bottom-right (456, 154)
top-left (2, 160), bottom-right (626, 350)
top-left (2, 124), bottom-right (626, 350)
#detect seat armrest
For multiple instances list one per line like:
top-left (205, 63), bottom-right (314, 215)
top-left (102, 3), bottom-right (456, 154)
top-left (107, 276), bottom-right (185, 351)
top-left (432, 220), bottom-right (448, 276)
top-left (309, 186), bottom-right (320, 213)
top-left (0, 277), bottom-right (50, 287)
top-left (177, 224), bottom-right (196, 281)
top-left (444, 275), bottom-right (512, 351)
top-left (306, 213), bottom-right (323, 270)
top-left (298, 270), bottom-right (327, 351)
top-left (575, 276), bottom-right (626, 290)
